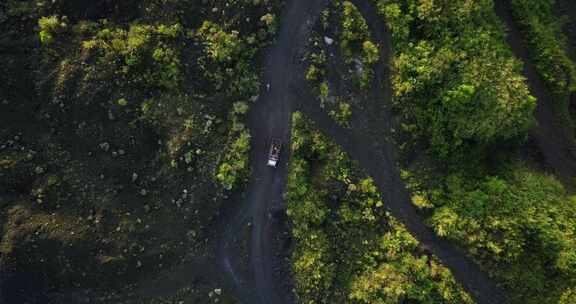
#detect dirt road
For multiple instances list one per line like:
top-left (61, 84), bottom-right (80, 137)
top-left (292, 0), bottom-right (506, 302)
top-left (219, 0), bottom-right (508, 303)
top-left (216, 0), bottom-right (325, 303)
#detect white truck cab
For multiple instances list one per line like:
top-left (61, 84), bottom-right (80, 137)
top-left (267, 139), bottom-right (281, 167)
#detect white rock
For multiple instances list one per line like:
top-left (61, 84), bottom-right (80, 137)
top-left (324, 36), bottom-right (334, 45)
top-left (34, 166), bottom-right (45, 174)
top-left (99, 142), bottom-right (110, 151)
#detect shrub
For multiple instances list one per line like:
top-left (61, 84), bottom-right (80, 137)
top-left (38, 15), bottom-right (67, 44)
top-left (216, 130), bottom-right (251, 190)
top-left (510, 0), bottom-right (576, 132)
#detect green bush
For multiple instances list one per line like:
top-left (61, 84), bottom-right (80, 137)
top-left (341, 1), bottom-right (370, 62)
top-left (196, 21), bottom-right (243, 63)
top-left (340, 1), bottom-right (377, 88)
top-left (216, 130), bottom-right (251, 190)
top-left (328, 100), bottom-right (352, 128)
top-left (82, 23), bottom-right (184, 91)
top-left (38, 15), bottom-right (67, 44)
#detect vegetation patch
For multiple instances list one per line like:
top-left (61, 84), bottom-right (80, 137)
top-left (303, 1), bottom-right (381, 129)
top-left (287, 112), bottom-right (472, 304)
top-left (375, 0), bottom-right (536, 161)
top-left (369, 0), bottom-right (576, 302)
top-left (510, 0), bottom-right (576, 132)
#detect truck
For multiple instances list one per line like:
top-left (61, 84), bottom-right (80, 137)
top-left (267, 138), bottom-right (282, 167)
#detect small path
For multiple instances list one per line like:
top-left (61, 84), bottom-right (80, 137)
top-left (495, 0), bottom-right (576, 189)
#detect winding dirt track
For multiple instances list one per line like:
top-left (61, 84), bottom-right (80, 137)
top-left (218, 0), bottom-right (509, 304)
top-left (291, 1), bottom-right (507, 302)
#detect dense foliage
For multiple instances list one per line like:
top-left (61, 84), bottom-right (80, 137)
top-left (287, 112), bottom-right (472, 304)
top-left (369, 0), bottom-right (576, 303)
top-left (375, 0), bottom-right (536, 160)
top-left (510, 0), bottom-right (576, 126)
top-left (402, 164), bottom-right (576, 303)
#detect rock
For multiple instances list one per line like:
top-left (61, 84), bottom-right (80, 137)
top-left (324, 36), bottom-right (334, 45)
top-left (99, 142), bottom-right (110, 152)
top-left (184, 151), bottom-right (193, 164)
top-left (140, 189), bottom-right (147, 196)
top-left (118, 149), bottom-right (125, 155)
top-left (34, 166), bottom-right (45, 174)
top-left (214, 288), bottom-right (222, 295)
top-left (132, 173), bottom-right (138, 182)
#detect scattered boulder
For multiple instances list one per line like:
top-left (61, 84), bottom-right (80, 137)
top-left (99, 142), bottom-right (110, 152)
